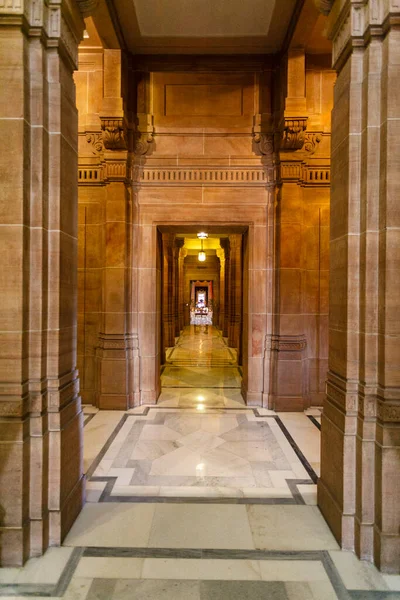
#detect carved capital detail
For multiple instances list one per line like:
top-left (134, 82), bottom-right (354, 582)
top-left (100, 118), bottom-right (127, 151)
top-left (303, 132), bottom-right (322, 154)
top-left (133, 113), bottom-right (155, 156)
top-left (280, 117), bottom-right (308, 151)
top-left (86, 132), bottom-right (103, 155)
top-left (252, 113), bottom-right (274, 157)
top-left (253, 133), bottom-right (274, 156)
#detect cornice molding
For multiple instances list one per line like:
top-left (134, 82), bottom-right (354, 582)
top-left (328, 0), bottom-right (400, 70)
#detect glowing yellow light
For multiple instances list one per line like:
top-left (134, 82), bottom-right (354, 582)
top-left (197, 395), bottom-right (205, 402)
top-left (197, 404), bottom-right (205, 411)
top-left (197, 232), bottom-right (208, 239)
top-left (198, 251), bottom-right (206, 262)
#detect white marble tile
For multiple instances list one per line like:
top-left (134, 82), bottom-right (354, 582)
top-left (0, 547), bottom-right (74, 585)
top-left (383, 575), bottom-right (400, 591)
top-left (111, 485), bottom-right (160, 496)
top-left (242, 487), bottom-right (293, 498)
top-left (297, 484), bottom-right (318, 505)
top-left (64, 504), bottom-right (155, 547)
top-left (220, 441), bottom-right (272, 462)
top-left (259, 560), bottom-right (329, 582)
top-left (74, 557), bottom-right (143, 579)
top-left (82, 405), bottom-right (99, 414)
top-left (149, 504), bottom-right (255, 549)
top-left (329, 550), bottom-right (390, 590)
top-left (158, 485), bottom-right (243, 497)
top-left (63, 577), bottom-right (93, 600)
top-left (201, 447), bottom-right (253, 478)
top-left (108, 467), bottom-right (136, 486)
top-left (278, 413), bottom-right (321, 468)
top-left (131, 440), bottom-right (179, 460)
top-left (84, 411), bottom-right (125, 473)
top-left (178, 430), bottom-right (225, 453)
top-left (86, 482), bottom-right (106, 502)
top-left (268, 470), bottom-right (295, 488)
top-left (285, 581), bottom-right (338, 600)
top-left (92, 458), bottom-right (114, 477)
top-left (141, 558), bottom-right (262, 580)
top-left (150, 446), bottom-right (201, 476)
top-left (139, 425), bottom-right (182, 441)
top-left (247, 506), bottom-right (339, 551)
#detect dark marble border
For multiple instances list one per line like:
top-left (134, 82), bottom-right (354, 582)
top-left (86, 408), bottom-right (317, 504)
top-left (85, 414), bottom-right (129, 480)
top-left (307, 414), bottom-right (322, 431)
top-left (1, 546), bottom-right (396, 600)
top-left (84, 413), bottom-right (96, 427)
top-left (274, 416), bottom-right (318, 484)
top-left (0, 548), bottom-right (83, 598)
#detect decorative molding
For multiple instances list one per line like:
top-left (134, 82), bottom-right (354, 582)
top-left (86, 132), bottom-right (103, 155)
top-left (104, 159), bottom-right (128, 181)
top-left (78, 166), bottom-right (103, 185)
top-left (101, 118), bottom-right (127, 151)
top-left (279, 161), bottom-right (330, 186)
top-left (139, 167), bottom-right (269, 186)
top-left (0, 0), bottom-right (22, 14)
top-left (327, 381), bottom-right (358, 412)
top-left (133, 113), bottom-right (155, 156)
top-left (332, 11), bottom-right (351, 67)
top-left (253, 133), bottom-right (274, 157)
top-left (270, 335), bottom-right (307, 353)
top-left (303, 132), bottom-right (322, 154)
top-left (279, 117), bottom-right (308, 151)
top-left (75, 0), bottom-right (98, 17)
top-left (252, 114), bottom-right (274, 157)
top-left (377, 401), bottom-right (400, 423)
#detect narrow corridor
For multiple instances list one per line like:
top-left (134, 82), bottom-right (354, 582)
top-left (1, 331), bottom-right (398, 598)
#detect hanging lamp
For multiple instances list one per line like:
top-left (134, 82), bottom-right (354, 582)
top-left (197, 232), bottom-right (208, 262)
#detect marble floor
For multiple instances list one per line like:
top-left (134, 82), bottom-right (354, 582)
top-left (1, 330), bottom-right (399, 599)
top-left (162, 326), bottom-right (241, 388)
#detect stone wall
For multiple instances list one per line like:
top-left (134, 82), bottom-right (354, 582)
top-left (318, 0), bottom-right (400, 574)
top-left (0, 0), bottom-right (85, 566)
top-left (75, 35), bottom-right (334, 411)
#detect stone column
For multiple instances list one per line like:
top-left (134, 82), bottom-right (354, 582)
top-left (173, 239), bottom-right (184, 336)
top-left (0, 0), bottom-right (85, 566)
top-left (217, 247), bottom-right (226, 332)
top-left (318, 0), bottom-right (400, 573)
top-left (95, 50), bottom-right (133, 410)
top-left (178, 246), bottom-right (187, 331)
top-left (220, 239), bottom-right (230, 337)
top-left (162, 234), bottom-right (176, 351)
top-left (228, 235), bottom-right (242, 354)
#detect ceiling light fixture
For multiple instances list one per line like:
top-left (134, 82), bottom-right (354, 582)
top-left (198, 239), bottom-right (206, 262)
top-left (197, 232), bottom-right (207, 262)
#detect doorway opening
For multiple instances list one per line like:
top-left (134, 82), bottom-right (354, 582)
top-left (158, 228), bottom-right (246, 397)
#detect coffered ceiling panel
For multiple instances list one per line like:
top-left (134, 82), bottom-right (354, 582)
top-left (111, 0), bottom-right (298, 54)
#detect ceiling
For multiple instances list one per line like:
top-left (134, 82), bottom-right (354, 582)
top-left (108, 0), bottom-right (298, 54)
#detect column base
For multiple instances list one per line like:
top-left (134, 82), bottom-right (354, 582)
top-left (0, 523), bottom-right (30, 567)
top-left (317, 477), bottom-right (355, 551)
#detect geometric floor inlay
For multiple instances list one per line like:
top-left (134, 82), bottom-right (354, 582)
top-left (88, 408), bottom-right (316, 504)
